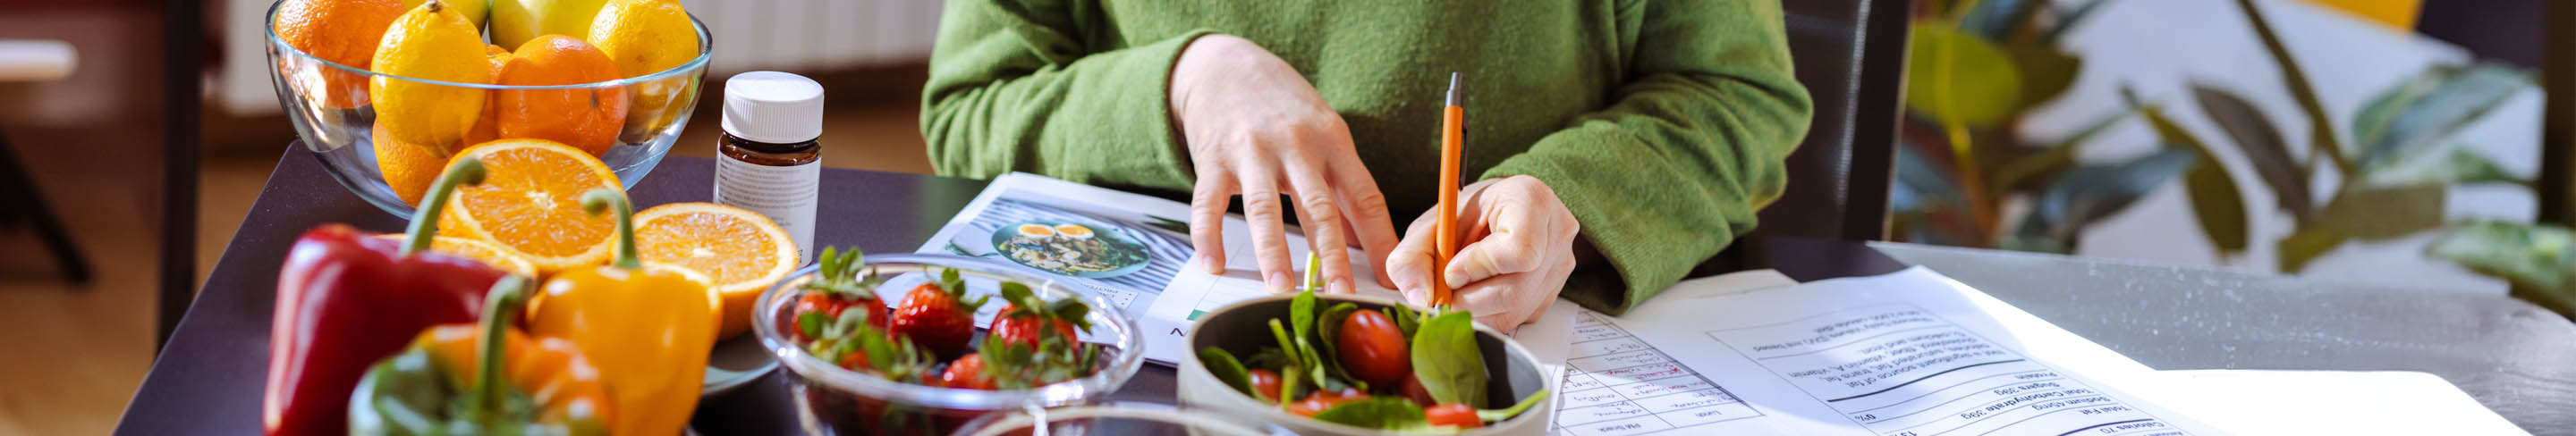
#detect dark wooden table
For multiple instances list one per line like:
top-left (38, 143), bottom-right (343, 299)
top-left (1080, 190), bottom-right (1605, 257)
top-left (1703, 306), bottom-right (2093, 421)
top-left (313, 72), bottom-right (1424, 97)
top-left (116, 147), bottom-right (2576, 434)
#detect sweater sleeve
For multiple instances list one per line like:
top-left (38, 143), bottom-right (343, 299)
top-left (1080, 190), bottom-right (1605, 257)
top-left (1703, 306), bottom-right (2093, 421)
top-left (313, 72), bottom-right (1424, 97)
top-left (919, 0), bottom-right (1209, 192)
top-left (1480, 0), bottom-right (1812, 315)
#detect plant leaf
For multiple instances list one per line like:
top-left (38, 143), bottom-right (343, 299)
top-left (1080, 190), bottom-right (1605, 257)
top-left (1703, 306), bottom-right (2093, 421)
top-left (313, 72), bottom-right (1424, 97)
top-left (2190, 84), bottom-right (2311, 214)
top-left (2019, 149), bottom-right (2198, 253)
top-left (2314, 183), bottom-right (2446, 240)
top-left (1313, 303), bottom-right (1363, 390)
top-left (2185, 154), bottom-right (2251, 253)
top-left (1410, 311), bottom-right (1487, 408)
top-left (2131, 94), bottom-right (2251, 253)
top-left (1992, 108), bottom-right (2133, 192)
top-left (1960, 0), bottom-right (2046, 41)
top-left (1905, 23), bottom-right (2024, 130)
top-left (2277, 226), bottom-right (2346, 272)
top-left (1199, 348), bottom-right (1256, 398)
top-left (2233, 0), bottom-right (2351, 173)
top-left (1894, 146), bottom-right (1963, 214)
top-left (2362, 147), bottom-right (2526, 187)
top-left (2428, 221), bottom-right (2576, 314)
top-left (2351, 64), bottom-right (2531, 173)
top-left (2008, 43), bottom-right (2080, 111)
top-left (2039, 0), bottom-right (2117, 44)
top-left (1310, 398), bottom-right (1429, 430)
top-left (1476, 389), bottom-right (1553, 423)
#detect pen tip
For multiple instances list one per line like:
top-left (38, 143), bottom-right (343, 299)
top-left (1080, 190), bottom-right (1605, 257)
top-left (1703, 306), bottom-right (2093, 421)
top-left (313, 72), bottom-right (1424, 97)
top-left (1445, 72), bottom-right (1463, 106)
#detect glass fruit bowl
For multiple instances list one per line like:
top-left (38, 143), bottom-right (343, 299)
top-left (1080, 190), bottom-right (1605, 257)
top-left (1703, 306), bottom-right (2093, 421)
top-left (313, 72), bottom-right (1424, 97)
top-left (752, 254), bottom-right (1147, 435)
top-left (264, 0), bottom-right (709, 216)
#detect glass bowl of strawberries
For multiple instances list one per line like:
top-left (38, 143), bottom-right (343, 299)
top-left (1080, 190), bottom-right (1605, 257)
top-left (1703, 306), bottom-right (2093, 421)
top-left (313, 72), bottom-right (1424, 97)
top-left (751, 250), bottom-right (1146, 435)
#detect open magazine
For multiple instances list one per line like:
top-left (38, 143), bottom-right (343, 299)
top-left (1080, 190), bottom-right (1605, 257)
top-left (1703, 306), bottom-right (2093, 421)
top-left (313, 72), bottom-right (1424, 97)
top-left (919, 173), bottom-right (2227, 435)
top-left (913, 172), bottom-right (1403, 365)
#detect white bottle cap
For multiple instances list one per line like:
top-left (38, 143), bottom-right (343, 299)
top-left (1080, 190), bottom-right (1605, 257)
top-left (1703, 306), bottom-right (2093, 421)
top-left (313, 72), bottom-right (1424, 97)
top-left (721, 71), bottom-right (826, 144)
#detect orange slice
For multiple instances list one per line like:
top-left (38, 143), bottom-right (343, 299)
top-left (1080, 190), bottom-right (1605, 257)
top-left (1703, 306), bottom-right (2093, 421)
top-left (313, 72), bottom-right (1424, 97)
top-left (632, 202), bottom-right (801, 340)
top-left (373, 234), bottom-right (539, 278)
top-left (435, 138), bottom-right (623, 274)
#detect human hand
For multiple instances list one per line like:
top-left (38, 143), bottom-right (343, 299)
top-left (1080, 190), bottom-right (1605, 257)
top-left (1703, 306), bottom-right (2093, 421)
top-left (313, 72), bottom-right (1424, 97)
top-left (1169, 34), bottom-right (1400, 294)
top-left (1385, 176), bottom-right (1580, 333)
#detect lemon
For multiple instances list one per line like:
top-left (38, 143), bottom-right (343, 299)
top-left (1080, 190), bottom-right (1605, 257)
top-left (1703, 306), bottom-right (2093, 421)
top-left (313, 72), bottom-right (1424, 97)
top-left (372, 0), bottom-right (492, 153)
top-left (490, 0), bottom-right (608, 50)
top-left (401, 0), bottom-right (487, 29)
top-left (589, 0), bottom-right (699, 138)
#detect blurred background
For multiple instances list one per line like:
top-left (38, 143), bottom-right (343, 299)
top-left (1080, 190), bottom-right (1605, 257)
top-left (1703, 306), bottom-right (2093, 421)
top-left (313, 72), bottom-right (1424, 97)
top-left (0, 0), bottom-right (2562, 433)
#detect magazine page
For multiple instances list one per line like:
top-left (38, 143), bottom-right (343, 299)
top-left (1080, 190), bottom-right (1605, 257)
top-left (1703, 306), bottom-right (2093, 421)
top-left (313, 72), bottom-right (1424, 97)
top-left (913, 172), bottom-right (1395, 365)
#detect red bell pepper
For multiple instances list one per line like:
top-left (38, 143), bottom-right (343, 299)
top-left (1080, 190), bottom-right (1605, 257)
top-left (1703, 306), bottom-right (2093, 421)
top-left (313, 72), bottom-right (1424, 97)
top-left (263, 157), bottom-right (509, 436)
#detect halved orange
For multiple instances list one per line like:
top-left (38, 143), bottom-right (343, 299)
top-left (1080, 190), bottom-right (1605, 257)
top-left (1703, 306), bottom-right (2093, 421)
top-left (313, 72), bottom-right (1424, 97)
top-left (435, 138), bottom-right (623, 274)
top-left (374, 234), bottom-right (539, 278)
top-left (632, 202), bottom-right (801, 340)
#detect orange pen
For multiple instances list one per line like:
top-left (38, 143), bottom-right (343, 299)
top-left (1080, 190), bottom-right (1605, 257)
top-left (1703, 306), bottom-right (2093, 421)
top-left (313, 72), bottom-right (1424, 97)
top-left (1433, 72), bottom-right (1464, 306)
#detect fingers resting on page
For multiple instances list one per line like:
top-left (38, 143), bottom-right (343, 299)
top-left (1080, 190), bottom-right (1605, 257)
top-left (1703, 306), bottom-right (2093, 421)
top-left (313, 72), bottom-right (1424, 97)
top-left (1172, 34), bottom-right (1400, 295)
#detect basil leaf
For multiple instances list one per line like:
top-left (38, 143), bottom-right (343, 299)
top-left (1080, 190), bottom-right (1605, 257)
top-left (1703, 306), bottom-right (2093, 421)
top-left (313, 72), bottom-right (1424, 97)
top-left (1476, 389), bottom-right (1551, 423)
top-left (797, 311), bottom-right (830, 340)
top-left (1291, 289), bottom-right (1318, 351)
top-left (1390, 306), bottom-right (1422, 339)
top-left (1310, 398), bottom-right (1428, 429)
top-left (1411, 311), bottom-right (1487, 407)
top-left (1200, 348), bottom-right (1257, 398)
top-left (1313, 302), bottom-right (1364, 390)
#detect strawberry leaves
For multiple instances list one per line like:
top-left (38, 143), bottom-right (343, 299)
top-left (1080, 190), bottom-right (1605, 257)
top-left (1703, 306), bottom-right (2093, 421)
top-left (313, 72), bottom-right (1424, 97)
top-left (801, 247), bottom-right (886, 301)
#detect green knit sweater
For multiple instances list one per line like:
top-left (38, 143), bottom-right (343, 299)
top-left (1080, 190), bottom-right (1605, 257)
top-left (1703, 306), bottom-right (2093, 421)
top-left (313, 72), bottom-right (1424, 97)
top-left (919, 0), bottom-right (1813, 314)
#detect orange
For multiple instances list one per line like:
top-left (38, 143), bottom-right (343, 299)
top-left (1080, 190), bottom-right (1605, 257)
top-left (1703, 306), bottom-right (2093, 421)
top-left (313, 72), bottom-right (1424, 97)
top-left (373, 234), bottom-right (540, 278)
top-left (458, 44), bottom-right (512, 147)
top-left (496, 35), bottom-right (629, 156)
top-left (273, 0), bottom-right (405, 109)
top-left (631, 202), bottom-right (800, 339)
top-left (371, 123), bottom-right (448, 205)
top-left (435, 138), bottom-right (624, 274)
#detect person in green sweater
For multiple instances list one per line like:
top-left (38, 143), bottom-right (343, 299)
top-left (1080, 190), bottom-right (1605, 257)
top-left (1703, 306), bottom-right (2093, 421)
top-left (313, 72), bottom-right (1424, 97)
top-left (921, 0), bottom-right (1812, 332)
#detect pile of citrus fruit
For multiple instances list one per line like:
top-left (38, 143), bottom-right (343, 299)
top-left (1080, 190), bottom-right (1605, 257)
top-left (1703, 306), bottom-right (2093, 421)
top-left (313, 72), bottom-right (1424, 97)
top-left (275, 0), bottom-right (698, 204)
top-left (281, 0), bottom-right (794, 340)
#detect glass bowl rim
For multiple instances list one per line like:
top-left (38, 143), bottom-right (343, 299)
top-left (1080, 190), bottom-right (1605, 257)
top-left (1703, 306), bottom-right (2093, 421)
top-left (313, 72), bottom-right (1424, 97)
top-left (951, 401), bottom-right (1278, 436)
top-left (751, 253), bottom-right (1148, 410)
top-left (263, 0), bottom-right (714, 90)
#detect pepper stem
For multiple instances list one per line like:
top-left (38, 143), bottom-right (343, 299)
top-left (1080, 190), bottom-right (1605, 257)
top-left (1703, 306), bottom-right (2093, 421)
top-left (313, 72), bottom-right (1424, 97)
top-left (402, 156), bottom-right (487, 256)
top-left (470, 275), bottom-right (527, 413)
top-left (580, 189), bottom-right (642, 271)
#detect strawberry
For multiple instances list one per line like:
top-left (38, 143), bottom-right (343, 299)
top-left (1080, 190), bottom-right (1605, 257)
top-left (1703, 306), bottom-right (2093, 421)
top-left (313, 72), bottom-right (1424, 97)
top-left (935, 354), bottom-right (996, 390)
top-left (987, 281), bottom-right (1091, 351)
top-left (966, 326), bottom-right (1102, 390)
top-left (887, 268), bottom-right (985, 359)
top-left (792, 247), bottom-right (890, 340)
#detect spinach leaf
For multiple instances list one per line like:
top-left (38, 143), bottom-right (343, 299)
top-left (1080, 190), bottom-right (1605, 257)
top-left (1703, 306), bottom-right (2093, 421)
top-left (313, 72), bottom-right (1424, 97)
top-left (1199, 347), bottom-right (1256, 398)
top-left (1313, 302), bottom-right (1364, 390)
top-left (1476, 389), bottom-right (1552, 423)
top-left (1389, 306), bottom-right (1422, 339)
top-left (1411, 311), bottom-right (1487, 407)
top-left (1310, 398), bottom-right (1428, 430)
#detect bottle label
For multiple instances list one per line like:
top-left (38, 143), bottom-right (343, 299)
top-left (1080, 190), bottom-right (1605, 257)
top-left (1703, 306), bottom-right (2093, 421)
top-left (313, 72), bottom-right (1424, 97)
top-left (715, 156), bottom-right (822, 264)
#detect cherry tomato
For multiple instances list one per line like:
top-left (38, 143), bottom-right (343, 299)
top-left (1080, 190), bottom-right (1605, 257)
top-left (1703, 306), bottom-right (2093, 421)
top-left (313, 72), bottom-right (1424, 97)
top-left (1401, 375), bottom-right (1436, 406)
top-left (1424, 403), bottom-right (1480, 428)
top-left (1286, 389), bottom-right (1369, 417)
top-left (1335, 309), bottom-right (1411, 386)
top-left (1247, 368), bottom-right (1284, 403)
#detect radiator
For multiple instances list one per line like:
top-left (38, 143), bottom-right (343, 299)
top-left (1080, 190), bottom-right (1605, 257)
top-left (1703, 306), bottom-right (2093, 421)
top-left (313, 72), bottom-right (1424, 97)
top-left (218, 0), bottom-right (946, 114)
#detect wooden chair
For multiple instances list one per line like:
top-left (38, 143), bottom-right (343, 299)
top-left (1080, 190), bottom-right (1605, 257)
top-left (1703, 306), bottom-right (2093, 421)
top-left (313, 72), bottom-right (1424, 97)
top-left (1707, 0), bottom-right (1911, 274)
top-left (0, 39), bottom-right (89, 285)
